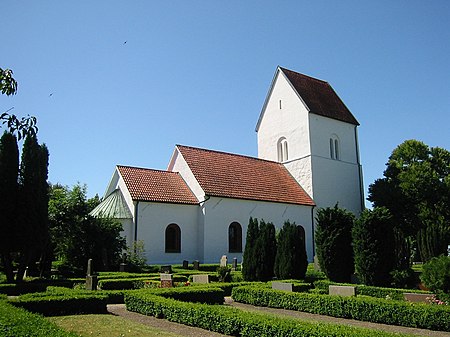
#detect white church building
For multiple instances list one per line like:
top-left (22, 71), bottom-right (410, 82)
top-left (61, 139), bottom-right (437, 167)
top-left (91, 66), bottom-right (364, 264)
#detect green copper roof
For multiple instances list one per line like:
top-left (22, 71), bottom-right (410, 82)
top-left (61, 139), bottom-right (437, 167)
top-left (90, 189), bottom-right (132, 219)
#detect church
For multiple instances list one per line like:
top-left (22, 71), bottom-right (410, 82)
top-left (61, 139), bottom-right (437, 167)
top-left (91, 66), bottom-right (364, 264)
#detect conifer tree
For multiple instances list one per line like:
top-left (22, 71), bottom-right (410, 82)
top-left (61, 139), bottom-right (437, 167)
top-left (242, 217), bottom-right (259, 281)
top-left (0, 132), bottom-right (19, 282)
top-left (254, 220), bottom-right (277, 281)
top-left (275, 220), bottom-right (308, 280)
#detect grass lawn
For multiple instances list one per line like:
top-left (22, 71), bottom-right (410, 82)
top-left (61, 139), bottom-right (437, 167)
top-left (47, 314), bottom-right (183, 337)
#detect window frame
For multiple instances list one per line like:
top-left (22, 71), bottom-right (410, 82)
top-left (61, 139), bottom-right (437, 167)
top-left (165, 223), bottom-right (181, 253)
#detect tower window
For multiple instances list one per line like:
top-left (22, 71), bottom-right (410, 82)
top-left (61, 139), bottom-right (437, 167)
top-left (330, 135), bottom-right (340, 160)
top-left (279, 99), bottom-right (282, 109)
top-left (277, 137), bottom-right (289, 162)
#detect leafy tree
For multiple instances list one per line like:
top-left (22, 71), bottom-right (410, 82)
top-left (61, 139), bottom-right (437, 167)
top-left (421, 255), bottom-right (450, 294)
top-left (274, 220), bottom-right (308, 280)
top-left (254, 220), bottom-right (277, 281)
top-left (242, 217), bottom-right (259, 281)
top-left (368, 140), bottom-right (450, 263)
top-left (352, 207), bottom-right (395, 286)
top-left (0, 132), bottom-right (19, 283)
top-left (48, 184), bottom-right (126, 276)
top-left (124, 240), bottom-right (147, 272)
top-left (315, 204), bottom-right (355, 282)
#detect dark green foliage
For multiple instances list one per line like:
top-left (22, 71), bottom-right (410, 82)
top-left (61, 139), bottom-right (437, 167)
top-left (242, 217), bottom-right (259, 281)
top-left (315, 204), bottom-right (355, 282)
top-left (216, 266), bottom-right (231, 282)
top-left (421, 255), bottom-right (450, 293)
top-left (353, 207), bottom-right (396, 286)
top-left (232, 286), bottom-right (450, 331)
top-left (0, 300), bottom-right (78, 337)
top-left (125, 288), bottom-right (423, 337)
top-left (274, 221), bottom-right (308, 280)
top-left (49, 184), bottom-right (126, 275)
top-left (254, 219), bottom-right (277, 281)
top-left (0, 132), bottom-right (19, 283)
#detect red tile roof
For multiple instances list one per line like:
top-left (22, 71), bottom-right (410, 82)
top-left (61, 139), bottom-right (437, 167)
top-left (176, 145), bottom-right (315, 206)
top-left (117, 165), bottom-right (198, 204)
top-left (280, 67), bottom-right (359, 125)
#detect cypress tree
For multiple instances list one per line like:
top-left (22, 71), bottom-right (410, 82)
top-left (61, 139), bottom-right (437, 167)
top-left (255, 220), bottom-right (277, 281)
top-left (242, 217), bottom-right (259, 281)
top-left (275, 220), bottom-right (308, 280)
top-left (315, 204), bottom-right (355, 282)
top-left (0, 132), bottom-right (19, 282)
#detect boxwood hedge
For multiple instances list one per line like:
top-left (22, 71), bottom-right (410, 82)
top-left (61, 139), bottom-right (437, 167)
top-left (232, 285), bottom-right (450, 331)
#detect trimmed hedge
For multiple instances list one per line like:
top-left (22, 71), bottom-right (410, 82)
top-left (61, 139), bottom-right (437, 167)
top-left (9, 293), bottom-right (108, 316)
top-left (271, 280), bottom-right (312, 292)
top-left (0, 280), bottom-right (74, 296)
top-left (124, 290), bottom-right (413, 337)
top-left (137, 286), bottom-right (225, 305)
top-left (314, 280), bottom-right (431, 300)
top-left (45, 286), bottom-right (126, 304)
top-left (0, 300), bottom-right (78, 336)
top-left (232, 285), bottom-right (450, 331)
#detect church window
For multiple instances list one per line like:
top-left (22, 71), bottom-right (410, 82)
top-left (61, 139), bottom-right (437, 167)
top-left (329, 135), bottom-right (340, 160)
top-left (228, 222), bottom-right (242, 253)
top-left (165, 223), bottom-right (181, 253)
top-left (279, 99), bottom-right (282, 109)
top-left (277, 137), bottom-right (289, 162)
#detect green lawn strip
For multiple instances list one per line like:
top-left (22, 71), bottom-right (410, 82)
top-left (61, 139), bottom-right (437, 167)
top-left (232, 286), bottom-right (450, 331)
top-left (47, 314), bottom-right (183, 337)
top-left (125, 291), bottom-right (413, 337)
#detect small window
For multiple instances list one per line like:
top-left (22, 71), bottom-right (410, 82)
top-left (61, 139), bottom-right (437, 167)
top-left (228, 222), bottom-right (242, 253)
top-left (277, 137), bottom-right (288, 162)
top-left (330, 135), bottom-right (340, 160)
top-left (279, 99), bottom-right (282, 109)
top-left (165, 223), bottom-right (181, 253)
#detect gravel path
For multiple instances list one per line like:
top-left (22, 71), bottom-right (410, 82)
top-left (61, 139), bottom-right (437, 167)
top-left (107, 300), bottom-right (450, 337)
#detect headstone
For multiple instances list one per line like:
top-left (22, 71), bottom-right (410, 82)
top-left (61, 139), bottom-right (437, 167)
top-left (192, 274), bottom-right (209, 284)
top-left (193, 260), bottom-right (200, 270)
top-left (119, 263), bottom-right (128, 272)
top-left (160, 265), bottom-right (172, 273)
top-left (182, 260), bottom-right (189, 269)
top-left (220, 255), bottom-right (228, 267)
top-left (232, 257), bottom-right (238, 271)
top-left (85, 259), bottom-right (98, 291)
top-left (404, 292), bottom-right (433, 303)
top-left (329, 285), bottom-right (356, 297)
top-left (272, 281), bottom-right (294, 292)
top-left (160, 273), bottom-right (173, 288)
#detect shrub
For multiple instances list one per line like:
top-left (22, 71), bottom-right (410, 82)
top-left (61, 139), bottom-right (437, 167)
top-left (421, 255), bottom-right (450, 293)
top-left (232, 285), bottom-right (450, 331)
top-left (0, 279), bottom-right (74, 296)
top-left (274, 221), bottom-right (307, 280)
top-left (315, 205), bottom-right (355, 282)
top-left (254, 220), bottom-right (277, 281)
top-left (242, 217), bottom-right (259, 281)
top-left (217, 266), bottom-right (231, 282)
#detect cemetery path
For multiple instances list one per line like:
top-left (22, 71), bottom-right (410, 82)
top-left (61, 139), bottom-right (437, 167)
top-left (107, 304), bottom-right (228, 337)
top-left (225, 297), bottom-right (450, 337)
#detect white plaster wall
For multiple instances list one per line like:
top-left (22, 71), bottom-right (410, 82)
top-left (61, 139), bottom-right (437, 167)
top-left (136, 202), bottom-right (199, 264)
top-left (202, 197), bottom-right (314, 263)
top-left (168, 148), bottom-right (204, 202)
top-left (284, 157), bottom-right (313, 198)
top-left (257, 70), bottom-right (311, 162)
top-left (119, 218), bottom-right (134, 248)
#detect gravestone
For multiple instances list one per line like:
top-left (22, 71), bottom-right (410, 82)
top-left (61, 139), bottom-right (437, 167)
top-left (85, 259), bottom-right (98, 291)
top-left (160, 273), bottom-right (173, 288)
top-left (232, 257), bottom-right (238, 271)
top-left (160, 265), bottom-right (172, 273)
top-left (403, 293), bottom-right (433, 303)
top-left (192, 274), bottom-right (209, 284)
top-left (119, 263), bottom-right (128, 272)
top-left (272, 281), bottom-right (294, 292)
top-left (329, 285), bottom-right (355, 297)
top-left (182, 260), bottom-right (189, 269)
top-left (220, 255), bottom-right (228, 267)
top-left (193, 260), bottom-right (200, 270)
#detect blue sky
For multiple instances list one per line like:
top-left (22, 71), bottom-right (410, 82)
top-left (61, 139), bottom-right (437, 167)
top-left (2, 1), bottom-right (449, 205)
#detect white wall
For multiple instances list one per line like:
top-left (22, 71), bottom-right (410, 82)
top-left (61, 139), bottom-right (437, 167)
top-left (202, 196), bottom-right (314, 263)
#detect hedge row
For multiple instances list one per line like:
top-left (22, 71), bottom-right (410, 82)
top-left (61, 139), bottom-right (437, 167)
top-left (0, 300), bottom-right (78, 336)
top-left (124, 290), bottom-right (411, 337)
top-left (232, 286), bottom-right (450, 331)
top-left (9, 293), bottom-right (108, 316)
top-left (0, 280), bottom-right (74, 296)
top-left (314, 280), bottom-right (431, 300)
top-left (45, 286), bottom-right (125, 304)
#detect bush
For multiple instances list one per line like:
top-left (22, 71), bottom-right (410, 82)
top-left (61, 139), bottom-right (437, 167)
top-left (0, 279), bottom-right (74, 296)
top-left (0, 300), bottom-right (78, 336)
top-left (421, 255), bottom-right (450, 293)
top-left (232, 285), bottom-right (450, 331)
top-left (242, 217), bottom-right (259, 281)
top-left (216, 266), bottom-right (231, 282)
top-left (315, 205), bottom-right (355, 282)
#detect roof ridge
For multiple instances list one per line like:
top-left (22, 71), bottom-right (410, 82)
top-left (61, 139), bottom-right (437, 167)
top-left (117, 165), bottom-right (178, 175)
top-left (176, 144), bottom-right (283, 166)
top-left (279, 66), bottom-right (329, 85)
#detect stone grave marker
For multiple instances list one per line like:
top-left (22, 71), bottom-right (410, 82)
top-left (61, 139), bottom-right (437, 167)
top-left (160, 273), bottom-right (174, 288)
top-left (192, 274), bottom-right (209, 284)
top-left (160, 265), bottom-right (172, 273)
top-left (85, 259), bottom-right (98, 291)
top-left (403, 293), bottom-right (433, 303)
top-left (193, 260), bottom-right (200, 270)
top-left (329, 285), bottom-right (355, 297)
top-left (182, 260), bottom-right (189, 269)
top-left (220, 255), bottom-right (228, 267)
top-left (232, 257), bottom-right (238, 271)
top-left (272, 281), bottom-right (294, 292)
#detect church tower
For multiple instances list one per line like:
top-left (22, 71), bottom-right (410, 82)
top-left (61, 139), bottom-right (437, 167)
top-left (256, 67), bottom-right (364, 217)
